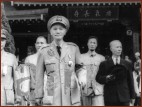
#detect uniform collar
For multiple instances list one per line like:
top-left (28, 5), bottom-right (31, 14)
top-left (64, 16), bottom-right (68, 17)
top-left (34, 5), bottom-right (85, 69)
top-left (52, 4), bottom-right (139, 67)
top-left (87, 51), bottom-right (97, 57)
top-left (53, 40), bottom-right (64, 48)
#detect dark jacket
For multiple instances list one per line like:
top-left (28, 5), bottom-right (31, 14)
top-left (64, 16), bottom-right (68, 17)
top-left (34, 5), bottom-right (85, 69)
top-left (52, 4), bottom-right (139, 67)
top-left (96, 58), bottom-right (135, 103)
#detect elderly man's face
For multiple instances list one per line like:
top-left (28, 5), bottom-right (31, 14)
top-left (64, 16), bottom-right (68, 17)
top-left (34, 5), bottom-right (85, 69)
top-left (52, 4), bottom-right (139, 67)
top-left (110, 41), bottom-right (122, 57)
top-left (50, 24), bottom-right (67, 41)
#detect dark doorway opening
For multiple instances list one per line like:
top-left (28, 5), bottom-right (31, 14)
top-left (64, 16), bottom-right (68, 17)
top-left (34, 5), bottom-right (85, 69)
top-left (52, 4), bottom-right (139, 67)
top-left (14, 36), bottom-right (37, 62)
top-left (64, 20), bottom-right (129, 58)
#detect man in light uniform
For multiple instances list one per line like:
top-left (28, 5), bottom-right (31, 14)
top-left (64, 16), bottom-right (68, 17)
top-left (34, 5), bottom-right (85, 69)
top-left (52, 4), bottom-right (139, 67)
top-left (81, 36), bottom-right (105, 106)
top-left (35, 15), bottom-right (86, 106)
top-left (24, 36), bottom-right (48, 105)
top-left (1, 29), bottom-right (18, 106)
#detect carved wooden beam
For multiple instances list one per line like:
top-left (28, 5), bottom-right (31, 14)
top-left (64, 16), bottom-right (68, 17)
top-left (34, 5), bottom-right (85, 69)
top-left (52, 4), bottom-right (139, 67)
top-left (6, 8), bottom-right (48, 16)
top-left (5, 8), bottom-right (48, 21)
top-left (11, 1), bottom-right (141, 7)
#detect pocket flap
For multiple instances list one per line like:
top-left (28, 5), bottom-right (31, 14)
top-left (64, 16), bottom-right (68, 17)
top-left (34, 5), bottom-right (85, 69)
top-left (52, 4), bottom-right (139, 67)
top-left (45, 59), bottom-right (56, 65)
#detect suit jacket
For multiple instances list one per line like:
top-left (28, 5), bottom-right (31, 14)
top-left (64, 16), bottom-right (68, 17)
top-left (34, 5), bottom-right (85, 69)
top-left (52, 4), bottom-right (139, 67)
top-left (35, 41), bottom-right (82, 106)
top-left (96, 58), bottom-right (135, 103)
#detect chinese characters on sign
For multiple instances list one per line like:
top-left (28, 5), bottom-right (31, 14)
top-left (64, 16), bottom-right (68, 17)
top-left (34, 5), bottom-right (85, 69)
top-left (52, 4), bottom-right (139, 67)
top-left (67, 6), bottom-right (119, 20)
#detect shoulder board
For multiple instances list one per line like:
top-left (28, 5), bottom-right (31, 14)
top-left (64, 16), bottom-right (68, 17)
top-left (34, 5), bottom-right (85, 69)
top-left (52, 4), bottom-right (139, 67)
top-left (81, 53), bottom-right (86, 56)
top-left (5, 52), bottom-right (16, 59)
top-left (41, 44), bottom-right (50, 50)
top-left (98, 54), bottom-right (105, 58)
top-left (6, 51), bottom-right (14, 56)
top-left (67, 42), bottom-right (77, 47)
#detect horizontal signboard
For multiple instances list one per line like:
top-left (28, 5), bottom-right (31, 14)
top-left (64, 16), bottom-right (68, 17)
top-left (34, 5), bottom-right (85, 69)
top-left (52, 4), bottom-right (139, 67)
top-left (67, 6), bottom-right (119, 21)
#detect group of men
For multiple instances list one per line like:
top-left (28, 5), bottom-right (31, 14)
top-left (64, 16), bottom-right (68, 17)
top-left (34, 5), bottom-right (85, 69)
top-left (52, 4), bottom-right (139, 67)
top-left (1, 15), bottom-right (140, 106)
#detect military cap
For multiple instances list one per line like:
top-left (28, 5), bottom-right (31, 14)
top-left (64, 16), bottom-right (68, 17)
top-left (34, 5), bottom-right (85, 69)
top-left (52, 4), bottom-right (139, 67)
top-left (47, 15), bottom-right (70, 31)
top-left (1, 29), bottom-right (8, 38)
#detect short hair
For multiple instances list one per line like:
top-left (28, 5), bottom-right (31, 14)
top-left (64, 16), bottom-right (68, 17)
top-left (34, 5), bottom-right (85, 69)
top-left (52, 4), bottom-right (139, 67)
top-left (36, 36), bottom-right (48, 43)
top-left (109, 40), bottom-right (121, 47)
top-left (87, 36), bottom-right (98, 43)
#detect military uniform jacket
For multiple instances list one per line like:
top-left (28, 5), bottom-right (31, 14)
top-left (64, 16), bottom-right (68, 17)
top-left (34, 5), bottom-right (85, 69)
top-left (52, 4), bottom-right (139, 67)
top-left (1, 51), bottom-right (18, 105)
top-left (81, 52), bottom-right (105, 96)
top-left (25, 53), bottom-right (38, 101)
top-left (96, 58), bottom-right (135, 103)
top-left (35, 41), bottom-right (82, 106)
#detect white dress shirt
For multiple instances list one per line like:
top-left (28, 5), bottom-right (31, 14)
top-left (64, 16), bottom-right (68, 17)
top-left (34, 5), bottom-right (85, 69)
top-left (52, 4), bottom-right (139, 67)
top-left (112, 56), bottom-right (120, 65)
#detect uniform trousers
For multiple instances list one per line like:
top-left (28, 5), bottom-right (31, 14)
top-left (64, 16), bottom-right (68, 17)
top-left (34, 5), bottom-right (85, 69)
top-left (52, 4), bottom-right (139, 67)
top-left (83, 95), bottom-right (104, 106)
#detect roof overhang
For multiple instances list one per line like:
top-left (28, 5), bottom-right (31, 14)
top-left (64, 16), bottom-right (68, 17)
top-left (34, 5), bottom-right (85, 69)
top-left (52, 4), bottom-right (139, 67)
top-left (11, 1), bottom-right (141, 7)
top-left (6, 8), bottom-right (48, 21)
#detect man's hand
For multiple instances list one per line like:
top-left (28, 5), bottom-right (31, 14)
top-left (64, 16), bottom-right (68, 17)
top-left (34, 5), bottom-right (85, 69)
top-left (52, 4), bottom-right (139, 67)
top-left (130, 99), bottom-right (135, 106)
top-left (35, 99), bottom-right (42, 106)
top-left (78, 68), bottom-right (87, 88)
top-left (15, 96), bottom-right (22, 105)
top-left (15, 100), bottom-right (21, 106)
top-left (79, 81), bottom-right (86, 88)
top-left (106, 74), bottom-right (115, 82)
top-left (37, 44), bottom-right (48, 54)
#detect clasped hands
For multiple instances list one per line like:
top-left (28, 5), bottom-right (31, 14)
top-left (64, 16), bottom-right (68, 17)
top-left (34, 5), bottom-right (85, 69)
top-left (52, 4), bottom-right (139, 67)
top-left (106, 74), bottom-right (116, 82)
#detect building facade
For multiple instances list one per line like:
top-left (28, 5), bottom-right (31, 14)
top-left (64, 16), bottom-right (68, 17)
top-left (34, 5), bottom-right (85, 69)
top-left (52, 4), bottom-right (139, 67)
top-left (3, 1), bottom-right (141, 62)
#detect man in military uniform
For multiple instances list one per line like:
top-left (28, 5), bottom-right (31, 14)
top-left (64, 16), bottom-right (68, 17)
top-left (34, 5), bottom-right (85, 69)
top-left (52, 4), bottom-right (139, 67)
top-left (96, 40), bottom-right (135, 106)
top-left (81, 36), bottom-right (105, 106)
top-left (24, 36), bottom-right (48, 105)
top-left (1, 29), bottom-right (18, 105)
top-left (35, 15), bottom-right (86, 106)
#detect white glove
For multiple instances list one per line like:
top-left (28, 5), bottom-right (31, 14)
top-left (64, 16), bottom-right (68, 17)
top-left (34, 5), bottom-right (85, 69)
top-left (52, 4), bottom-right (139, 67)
top-left (78, 67), bottom-right (87, 88)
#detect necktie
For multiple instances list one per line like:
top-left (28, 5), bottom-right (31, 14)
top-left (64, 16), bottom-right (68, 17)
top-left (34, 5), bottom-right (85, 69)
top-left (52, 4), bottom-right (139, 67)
top-left (56, 46), bottom-right (61, 56)
top-left (90, 54), bottom-right (94, 57)
top-left (116, 58), bottom-right (118, 65)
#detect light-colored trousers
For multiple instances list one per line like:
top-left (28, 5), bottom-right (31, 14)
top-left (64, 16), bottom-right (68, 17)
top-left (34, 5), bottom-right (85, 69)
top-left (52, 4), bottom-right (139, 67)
top-left (83, 95), bottom-right (104, 106)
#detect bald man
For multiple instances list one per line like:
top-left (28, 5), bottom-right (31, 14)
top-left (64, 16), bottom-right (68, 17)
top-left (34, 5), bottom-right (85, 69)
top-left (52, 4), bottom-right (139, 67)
top-left (96, 40), bottom-right (135, 106)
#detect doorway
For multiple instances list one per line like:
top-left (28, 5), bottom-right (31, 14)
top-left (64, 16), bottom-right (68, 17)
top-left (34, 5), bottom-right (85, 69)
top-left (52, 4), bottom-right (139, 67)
top-left (64, 20), bottom-right (131, 58)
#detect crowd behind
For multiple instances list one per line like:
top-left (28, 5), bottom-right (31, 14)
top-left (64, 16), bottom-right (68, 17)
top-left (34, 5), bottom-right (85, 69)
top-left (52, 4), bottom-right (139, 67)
top-left (1, 15), bottom-right (141, 106)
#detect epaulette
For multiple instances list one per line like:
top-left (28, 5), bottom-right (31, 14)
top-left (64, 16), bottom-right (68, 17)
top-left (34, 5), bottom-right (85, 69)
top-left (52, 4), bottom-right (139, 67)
top-left (41, 44), bottom-right (50, 50)
top-left (67, 42), bottom-right (77, 47)
top-left (5, 51), bottom-right (15, 58)
top-left (6, 51), bottom-right (13, 56)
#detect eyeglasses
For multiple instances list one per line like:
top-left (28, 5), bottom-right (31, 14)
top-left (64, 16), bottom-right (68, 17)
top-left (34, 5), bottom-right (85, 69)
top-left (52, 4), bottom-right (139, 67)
top-left (1, 37), bottom-right (6, 41)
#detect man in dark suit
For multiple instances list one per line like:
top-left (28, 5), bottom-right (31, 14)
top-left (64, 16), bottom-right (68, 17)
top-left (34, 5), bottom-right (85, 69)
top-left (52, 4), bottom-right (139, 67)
top-left (96, 40), bottom-right (135, 106)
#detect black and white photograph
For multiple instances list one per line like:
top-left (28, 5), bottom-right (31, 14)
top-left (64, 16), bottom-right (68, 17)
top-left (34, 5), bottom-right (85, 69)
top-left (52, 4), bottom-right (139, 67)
top-left (1, 0), bottom-right (141, 106)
